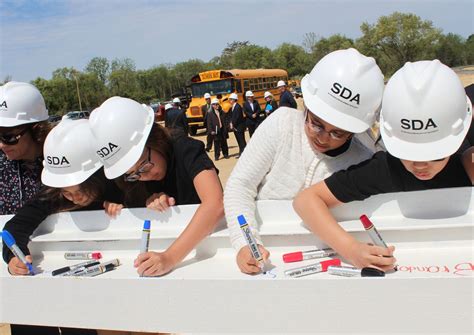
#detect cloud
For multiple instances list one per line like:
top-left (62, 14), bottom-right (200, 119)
top-left (1, 0), bottom-right (473, 82)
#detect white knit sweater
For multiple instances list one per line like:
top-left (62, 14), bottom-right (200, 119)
top-left (224, 107), bottom-right (376, 251)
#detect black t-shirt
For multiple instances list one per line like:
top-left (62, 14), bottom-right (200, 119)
top-left (144, 136), bottom-right (217, 205)
top-left (2, 178), bottom-right (123, 264)
top-left (325, 151), bottom-right (472, 203)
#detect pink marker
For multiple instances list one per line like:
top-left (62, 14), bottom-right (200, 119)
top-left (284, 258), bottom-right (341, 278)
top-left (283, 248), bottom-right (336, 263)
top-left (360, 214), bottom-right (397, 271)
top-left (359, 215), bottom-right (388, 248)
top-left (64, 252), bottom-right (102, 260)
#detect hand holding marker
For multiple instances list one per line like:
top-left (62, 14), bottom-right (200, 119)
top-left (238, 215), bottom-right (266, 273)
top-left (1, 230), bottom-right (34, 275)
top-left (360, 214), bottom-right (397, 271)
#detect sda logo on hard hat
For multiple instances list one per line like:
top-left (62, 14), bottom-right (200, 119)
top-left (330, 83), bottom-right (360, 106)
top-left (97, 142), bottom-right (120, 160)
top-left (46, 156), bottom-right (71, 167)
top-left (0, 101), bottom-right (7, 109)
top-left (400, 118), bottom-right (438, 133)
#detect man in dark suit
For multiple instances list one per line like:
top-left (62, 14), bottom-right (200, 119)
top-left (277, 80), bottom-right (297, 109)
top-left (243, 90), bottom-right (261, 137)
top-left (207, 98), bottom-right (229, 160)
top-left (229, 93), bottom-right (246, 157)
top-left (201, 92), bottom-right (212, 151)
top-left (165, 102), bottom-right (188, 136)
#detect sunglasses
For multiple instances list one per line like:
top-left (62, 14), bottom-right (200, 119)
top-left (124, 147), bottom-right (154, 182)
top-left (0, 127), bottom-right (30, 145)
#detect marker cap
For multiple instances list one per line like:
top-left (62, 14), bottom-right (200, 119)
top-left (1, 230), bottom-right (16, 248)
top-left (237, 215), bottom-right (247, 226)
top-left (283, 252), bottom-right (303, 263)
top-left (359, 214), bottom-right (373, 229)
top-left (143, 220), bottom-right (151, 230)
top-left (321, 259), bottom-right (341, 271)
top-left (91, 252), bottom-right (102, 260)
top-left (361, 267), bottom-right (385, 277)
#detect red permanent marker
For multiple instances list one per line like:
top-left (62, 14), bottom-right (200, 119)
top-left (360, 214), bottom-right (397, 271)
top-left (283, 248), bottom-right (336, 263)
top-left (359, 215), bottom-right (388, 248)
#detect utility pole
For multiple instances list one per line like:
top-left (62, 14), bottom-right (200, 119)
top-left (72, 71), bottom-right (82, 111)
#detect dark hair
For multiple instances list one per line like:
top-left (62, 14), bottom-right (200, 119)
top-left (145, 123), bottom-right (172, 160)
top-left (35, 168), bottom-right (107, 213)
top-left (29, 121), bottom-right (52, 146)
top-left (0, 121), bottom-right (51, 147)
top-left (116, 123), bottom-right (173, 207)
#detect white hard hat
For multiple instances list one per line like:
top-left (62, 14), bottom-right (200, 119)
top-left (301, 48), bottom-right (384, 133)
top-left (211, 98), bottom-right (219, 104)
top-left (264, 91), bottom-right (272, 98)
top-left (277, 80), bottom-right (286, 88)
top-left (42, 119), bottom-right (102, 188)
top-left (229, 93), bottom-right (238, 100)
top-left (165, 103), bottom-right (173, 110)
top-left (204, 93), bottom-right (211, 99)
top-left (172, 97), bottom-right (181, 104)
top-left (380, 60), bottom-right (472, 161)
top-left (0, 81), bottom-right (48, 127)
top-left (245, 91), bottom-right (254, 97)
top-left (89, 97), bottom-right (154, 179)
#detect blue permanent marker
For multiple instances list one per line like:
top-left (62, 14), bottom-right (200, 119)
top-left (238, 215), bottom-right (265, 272)
top-left (1, 230), bottom-right (34, 275)
top-left (140, 220), bottom-right (151, 254)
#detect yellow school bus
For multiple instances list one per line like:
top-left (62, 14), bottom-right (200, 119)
top-left (186, 69), bottom-right (288, 135)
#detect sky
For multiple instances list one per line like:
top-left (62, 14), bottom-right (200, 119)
top-left (1, 0), bottom-right (473, 82)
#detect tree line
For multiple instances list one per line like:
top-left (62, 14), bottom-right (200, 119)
top-left (5, 12), bottom-right (474, 115)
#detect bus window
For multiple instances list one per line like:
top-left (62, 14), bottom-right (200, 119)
top-left (190, 79), bottom-right (233, 97)
top-left (234, 79), bottom-right (243, 93)
top-left (243, 80), bottom-right (250, 93)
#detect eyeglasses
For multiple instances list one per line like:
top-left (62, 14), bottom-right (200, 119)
top-left (124, 148), bottom-right (154, 182)
top-left (0, 127), bottom-right (30, 145)
top-left (304, 109), bottom-right (351, 141)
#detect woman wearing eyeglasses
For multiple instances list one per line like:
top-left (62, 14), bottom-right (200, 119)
top-left (224, 49), bottom-right (386, 274)
top-left (3, 119), bottom-right (124, 276)
top-left (89, 97), bottom-right (223, 277)
top-left (2, 120), bottom-right (123, 335)
top-left (293, 60), bottom-right (473, 272)
top-left (0, 81), bottom-right (51, 215)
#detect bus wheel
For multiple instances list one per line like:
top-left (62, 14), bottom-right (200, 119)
top-left (189, 127), bottom-right (197, 136)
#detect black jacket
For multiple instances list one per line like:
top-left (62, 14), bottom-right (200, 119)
top-left (165, 108), bottom-right (188, 134)
top-left (201, 103), bottom-right (211, 125)
top-left (279, 90), bottom-right (297, 109)
top-left (206, 108), bottom-right (228, 137)
top-left (243, 100), bottom-right (262, 123)
top-left (265, 100), bottom-right (279, 116)
top-left (230, 103), bottom-right (245, 130)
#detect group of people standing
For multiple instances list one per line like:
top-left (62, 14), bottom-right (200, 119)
top-left (1, 48), bottom-right (473, 334)
top-left (201, 80), bottom-right (297, 160)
